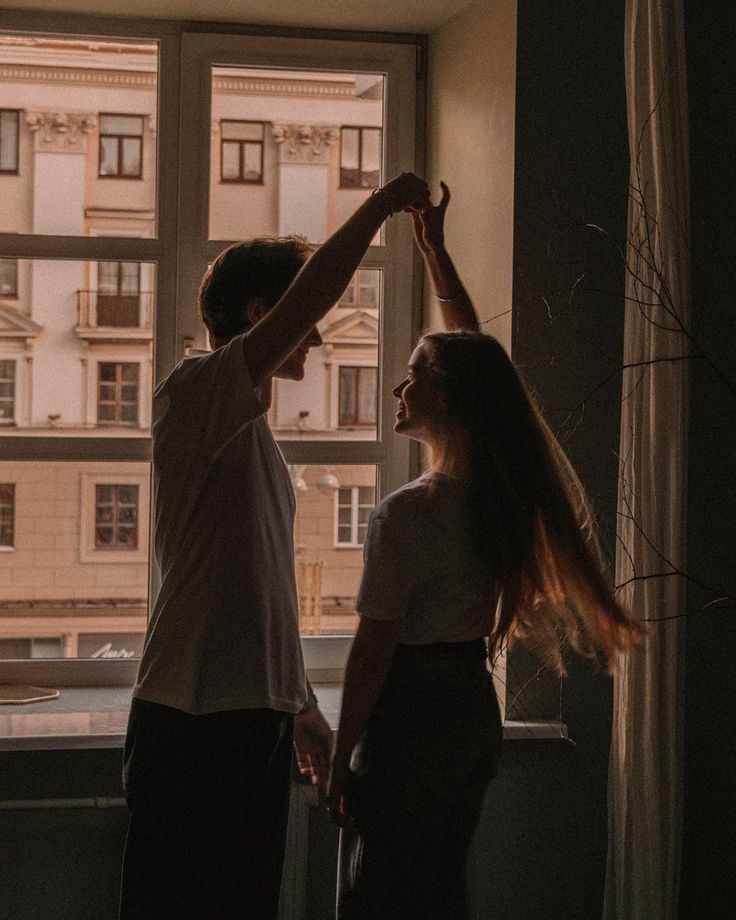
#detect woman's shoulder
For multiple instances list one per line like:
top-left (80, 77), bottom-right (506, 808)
top-left (375, 473), bottom-right (460, 520)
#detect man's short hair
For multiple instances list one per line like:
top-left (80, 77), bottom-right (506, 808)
top-left (198, 236), bottom-right (311, 344)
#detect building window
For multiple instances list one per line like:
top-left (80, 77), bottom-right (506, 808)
top-left (0, 637), bottom-right (63, 659)
top-left (95, 483), bottom-right (139, 549)
top-left (220, 120), bottom-right (265, 183)
top-left (338, 366), bottom-right (377, 427)
top-left (0, 258), bottom-right (18, 297)
top-left (0, 109), bottom-right (19, 174)
top-left (340, 268), bottom-right (379, 308)
top-left (0, 483), bottom-right (14, 548)
top-left (96, 261), bottom-right (141, 326)
top-left (97, 362), bottom-right (139, 426)
top-left (98, 114), bottom-right (144, 178)
top-left (336, 486), bottom-right (375, 547)
top-left (340, 126), bottom-right (381, 188)
top-left (0, 359), bottom-right (15, 424)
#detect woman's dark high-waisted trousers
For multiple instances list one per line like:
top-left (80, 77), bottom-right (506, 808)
top-left (119, 698), bottom-right (294, 920)
top-left (337, 639), bottom-right (502, 920)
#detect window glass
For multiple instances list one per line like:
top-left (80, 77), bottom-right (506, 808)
top-left (270, 268), bottom-right (382, 441)
top-left (0, 109), bottom-right (19, 173)
top-left (209, 68), bottom-right (384, 243)
top-left (291, 464), bottom-right (376, 636)
top-left (0, 482), bottom-right (14, 547)
top-left (0, 460), bottom-right (150, 658)
top-left (0, 258), bottom-right (17, 296)
top-left (0, 360), bottom-right (15, 423)
top-left (0, 36), bottom-right (157, 236)
top-left (0, 258), bottom-right (153, 433)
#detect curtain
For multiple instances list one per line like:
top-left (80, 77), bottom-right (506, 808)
top-left (604, 1), bottom-right (690, 918)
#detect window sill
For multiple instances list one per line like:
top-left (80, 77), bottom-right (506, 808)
top-left (0, 684), bottom-right (568, 752)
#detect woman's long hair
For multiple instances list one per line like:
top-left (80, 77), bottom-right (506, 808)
top-left (422, 331), bottom-right (643, 673)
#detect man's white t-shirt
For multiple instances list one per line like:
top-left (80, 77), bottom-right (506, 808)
top-left (356, 473), bottom-right (498, 644)
top-left (133, 334), bottom-right (307, 715)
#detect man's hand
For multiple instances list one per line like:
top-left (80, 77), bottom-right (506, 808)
top-left (293, 705), bottom-right (332, 789)
top-left (380, 172), bottom-right (430, 214)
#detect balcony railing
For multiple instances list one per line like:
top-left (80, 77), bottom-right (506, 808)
top-left (77, 290), bottom-right (153, 329)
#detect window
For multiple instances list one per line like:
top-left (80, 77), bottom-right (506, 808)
top-left (97, 362), bottom-right (140, 425)
top-left (98, 114), bottom-right (144, 178)
top-left (0, 637), bottom-right (63, 659)
top-left (1, 24), bottom-right (419, 684)
top-left (339, 366), bottom-right (377, 427)
top-left (0, 258), bottom-right (17, 297)
top-left (340, 126), bottom-right (382, 188)
top-left (0, 360), bottom-right (15, 424)
top-left (95, 484), bottom-right (139, 549)
top-left (220, 120), bottom-right (265, 183)
top-left (336, 486), bottom-right (375, 547)
top-left (96, 261), bottom-right (141, 326)
top-left (341, 269), bottom-right (379, 308)
top-left (0, 483), bottom-right (14, 548)
top-left (0, 109), bottom-right (19, 174)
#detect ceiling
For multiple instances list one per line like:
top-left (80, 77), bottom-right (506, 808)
top-left (4, 0), bottom-right (477, 34)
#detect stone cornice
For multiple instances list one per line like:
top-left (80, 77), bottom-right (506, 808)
top-left (213, 74), bottom-right (356, 99)
top-left (0, 64), bottom-right (156, 90)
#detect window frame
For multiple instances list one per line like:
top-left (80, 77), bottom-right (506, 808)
top-left (0, 108), bottom-right (20, 175)
top-left (338, 364), bottom-right (378, 428)
top-left (334, 484), bottom-right (375, 548)
top-left (94, 482), bottom-right (140, 550)
top-left (96, 361), bottom-right (141, 427)
top-left (219, 119), bottom-right (265, 185)
top-left (97, 112), bottom-right (145, 180)
top-left (0, 358), bottom-right (15, 425)
top-left (0, 13), bottom-right (424, 691)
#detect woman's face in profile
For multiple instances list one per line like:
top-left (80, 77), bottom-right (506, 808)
top-left (392, 343), bottom-right (447, 445)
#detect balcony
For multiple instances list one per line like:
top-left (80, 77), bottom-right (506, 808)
top-left (75, 290), bottom-right (153, 344)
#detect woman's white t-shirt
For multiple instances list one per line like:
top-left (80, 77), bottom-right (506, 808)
top-left (133, 335), bottom-right (307, 715)
top-left (356, 473), bottom-right (498, 644)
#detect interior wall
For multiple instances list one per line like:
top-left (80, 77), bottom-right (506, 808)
top-left (425, 0), bottom-right (517, 347)
top-left (680, 2), bottom-right (736, 915)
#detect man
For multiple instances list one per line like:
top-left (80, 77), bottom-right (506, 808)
top-left (119, 171), bottom-right (429, 920)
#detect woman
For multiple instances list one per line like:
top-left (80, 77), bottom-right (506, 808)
top-left (328, 184), bottom-right (643, 920)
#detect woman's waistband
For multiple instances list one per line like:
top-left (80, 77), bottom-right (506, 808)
top-left (394, 638), bottom-right (488, 661)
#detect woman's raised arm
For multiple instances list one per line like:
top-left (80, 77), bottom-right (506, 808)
top-left (411, 181), bottom-right (479, 333)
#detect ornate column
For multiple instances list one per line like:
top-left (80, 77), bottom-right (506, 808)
top-left (24, 111), bottom-right (95, 425)
top-left (271, 124), bottom-right (338, 242)
top-left (25, 111), bottom-right (96, 235)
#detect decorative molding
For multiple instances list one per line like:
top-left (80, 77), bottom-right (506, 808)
top-left (213, 74), bottom-right (355, 99)
top-left (0, 64), bottom-right (156, 90)
top-left (25, 111), bottom-right (95, 154)
top-left (271, 124), bottom-right (339, 165)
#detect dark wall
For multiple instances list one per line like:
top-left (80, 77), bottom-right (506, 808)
top-left (680, 3), bottom-right (736, 917)
top-left (0, 749), bottom-right (128, 920)
top-left (508, 0), bottom-right (629, 915)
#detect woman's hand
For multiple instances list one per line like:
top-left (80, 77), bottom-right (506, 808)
top-left (411, 180), bottom-right (451, 252)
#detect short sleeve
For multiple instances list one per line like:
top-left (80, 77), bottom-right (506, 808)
top-left (355, 499), bottom-right (425, 622)
top-left (155, 334), bottom-right (265, 469)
